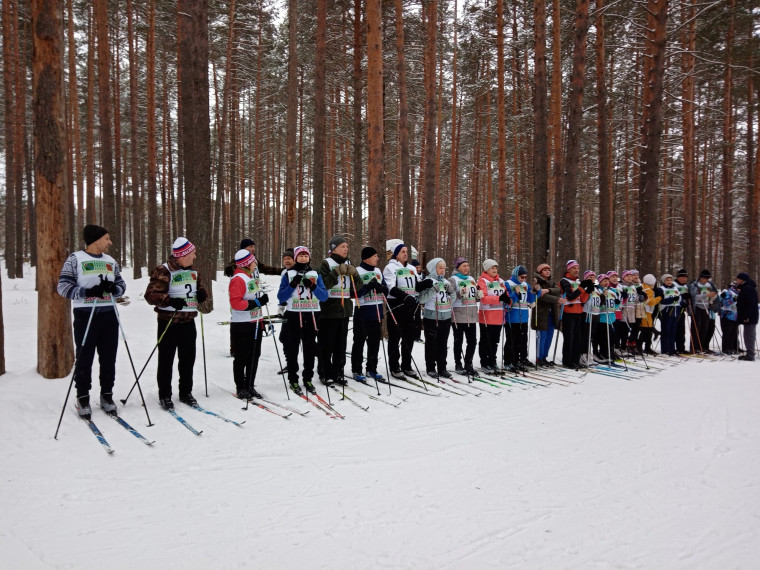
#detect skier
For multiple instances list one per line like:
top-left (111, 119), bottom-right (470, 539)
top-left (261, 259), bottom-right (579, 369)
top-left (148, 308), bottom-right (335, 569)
top-left (718, 282), bottom-right (739, 355)
top-left (449, 256), bottom-right (481, 375)
top-left (531, 263), bottom-right (562, 367)
top-left (674, 269), bottom-right (691, 353)
top-left (224, 237), bottom-right (283, 278)
top-left (619, 270), bottom-right (642, 355)
top-left (504, 265), bottom-right (538, 371)
top-left (419, 258), bottom-right (456, 378)
top-left (595, 273), bottom-right (617, 361)
top-left (638, 274), bottom-right (662, 355)
top-left (559, 260), bottom-right (592, 369)
top-left (57, 224), bottom-right (126, 418)
top-left (317, 235), bottom-right (357, 385)
top-left (350, 246), bottom-right (389, 383)
top-left (477, 259), bottom-right (510, 374)
top-left (580, 270), bottom-right (600, 365)
top-left (276, 246), bottom-right (329, 395)
top-left (658, 273), bottom-right (682, 356)
top-left (228, 248), bottom-right (269, 400)
top-left (383, 243), bottom-right (432, 379)
top-left (277, 248), bottom-right (296, 374)
top-left (687, 269), bottom-right (720, 353)
top-left (735, 272), bottom-right (758, 361)
top-left (144, 237), bottom-right (209, 409)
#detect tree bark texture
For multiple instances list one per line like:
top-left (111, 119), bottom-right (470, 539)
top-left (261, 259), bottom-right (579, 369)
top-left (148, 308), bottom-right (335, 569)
top-left (532, 0), bottom-right (549, 267)
top-left (366, 0), bottom-right (384, 249)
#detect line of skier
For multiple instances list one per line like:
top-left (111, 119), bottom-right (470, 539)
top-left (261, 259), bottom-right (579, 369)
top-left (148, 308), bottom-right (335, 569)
top-left (57, 224), bottom-right (759, 419)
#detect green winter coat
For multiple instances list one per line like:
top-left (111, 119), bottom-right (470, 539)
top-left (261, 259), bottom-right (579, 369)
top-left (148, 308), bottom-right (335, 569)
top-left (318, 254), bottom-right (356, 319)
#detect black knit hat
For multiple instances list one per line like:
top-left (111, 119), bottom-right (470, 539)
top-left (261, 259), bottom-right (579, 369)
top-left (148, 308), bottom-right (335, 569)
top-left (736, 272), bottom-right (751, 282)
top-left (83, 224), bottom-right (108, 246)
top-left (699, 269), bottom-right (711, 279)
top-left (361, 246), bottom-right (378, 260)
top-left (240, 238), bottom-right (255, 249)
top-left (282, 248), bottom-right (295, 260)
top-left (676, 268), bottom-right (688, 278)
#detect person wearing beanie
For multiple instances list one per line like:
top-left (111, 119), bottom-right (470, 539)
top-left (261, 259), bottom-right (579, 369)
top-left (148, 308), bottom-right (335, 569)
top-left (477, 259), bottom-right (510, 374)
top-left (449, 257), bottom-right (481, 375)
top-left (57, 225), bottom-right (126, 418)
top-left (673, 269), bottom-right (691, 353)
top-left (144, 237), bottom-right (208, 409)
top-left (350, 246), bottom-right (389, 382)
top-left (317, 236), bottom-right (358, 386)
top-left (224, 238), bottom-right (283, 278)
top-left (636, 274), bottom-right (662, 355)
top-left (383, 244), bottom-right (431, 379)
top-left (605, 271), bottom-right (624, 359)
top-left (618, 270), bottom-right (643, 355)
top-left (532, 264), bottom-right (562, 367)
top-left (592, 273), bottom-right (617, 362)
top-left (228, 249), bottom-right (270, 400)
top-left (580, 271), bottom-right (601, 366)
top-left (718, 281), bottom-right (740, 355)
top-left (503, 265), bottom-right (539, 371)
top-left (276, 246), bottom-right (329, 395)
top-left (735, 272), bottom-right (758, 361)
top-left (273, 248), bottom-right (297, 374)
top-left (559, 260), bottom-right (591, 369)
top-left (658, 273), bottom-right (682, 356)
top-left (417, 258), bottom-right (456, 378)
top-left (687, 269), bottom-right (720, 353)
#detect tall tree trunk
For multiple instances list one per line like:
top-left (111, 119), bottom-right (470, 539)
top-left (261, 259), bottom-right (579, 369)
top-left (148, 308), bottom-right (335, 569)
top-left (421, 0), bottom-right (437, 255)
top-left (720, 0), bottom-right (734, 283)
top-left (395, 0), bottom-right (412, 246)
top-left (366, 0), bottom-right (384, 248)
top-left (178, 0), bottom-right (214, 305)
top-left (13, 4), bottom-right (25, 276)
top-left (749, 27), bottom-right (758, 272)
top-left (32, 0), bottom-right (75, 378)
top-left (680, 0), bottom-right (696, 273)
top-left (312, 0), bottom-right (326, 254)
top-left (449, 0), bottom-right (460, 259)
top-left (2, 0), bottom-right (17, 278)
top-left (352, 0), bottom-right (363, 251)
top-left (549, 0), bottom-right (562, 264)
top-left (284, 0), bottom-right (298, 247)
top-left (557, 0), bottom-right (589, 264)
top-left (596, 0), bottom-right (613, 269)
top-left (533, 0), bottom-right (549, 267)
top-left (127, 0), bottom-right (142, 277)
top-left (146, 0), bottom-right (158, 271)
top-left (85, 7), bottom-right (95, 225)
top-left (635, 0), bottom-right (668, 272)
top-left (94, 0), bottom-right (116, 256)
top-left (496, 0), bottom-right (507, 260)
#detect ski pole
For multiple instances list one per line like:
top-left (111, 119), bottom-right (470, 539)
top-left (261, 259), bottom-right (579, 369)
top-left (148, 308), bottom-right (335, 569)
top-left (54, 303), bottom-right (98, 440)
top-left (350, 274), bottom-right (382, 395)
top-left (121, 313), bottom-right (176, 406)
top-left (200, 311), bottom-right (208, 397)
top-left (263, 303), bottom-right (290, 400)
top-left (110, 297), bottom-right (153, 426)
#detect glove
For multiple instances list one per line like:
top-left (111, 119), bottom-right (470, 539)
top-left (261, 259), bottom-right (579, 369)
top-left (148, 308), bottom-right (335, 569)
top-left (169, 298), bottom-right (188, 310)
top-left (196, 288), bottom-right (207, 303)
top-left (85, 282), bottom-right (106, 298)
top-left (477, 290), bottom-right (484, 300)
top-left (415, 279), bottom-right (434, 292)
top-left (335, 264), bottom-right (347, 276)
top-left (100, 276), bottom-right (118, 294)
top-left (499, 292), bottom-right (511, 304)
top-left (636, 286), bottom-right (644, 296)
top-left (580, 279), bottom-right (594, 289)
top-left (369, 280), bottom-right (382, 293)
top-left (277, 304), bottom-right (286, 316)
top-left (257, 293), bottom-right (269, 305)
top-left (246, 300), bottom-right (260, 311)
top-left (345, 265), bottom-right (358, 277)
top-left (289, 274), bottom-right (302, 287)
top-left (681, 292), bottom-right (691, 301)
top-left (403, 295), bottom-right (418, 312)
top-left (306, 279), bottom-right (318, 292)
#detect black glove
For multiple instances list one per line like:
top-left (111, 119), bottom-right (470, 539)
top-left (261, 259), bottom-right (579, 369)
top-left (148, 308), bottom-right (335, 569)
top-left (306, 279), bottom-right (318, 292)
top-left (416, 279), bottom-right (434, 292)
top-left (258, 293), bottom-right (269, 305)
top-left (100, 276), bottom-right (118, 294)
top-left (403, 295), bottom-right (418, 312)
top-left (580, 279), bottom-right (594, 289)
top-left (637, 293), bottom-right (646, 303)
top-left (85, 282), bottom-right (106, 298)
top-left (719, 291), bottom-right (727, 299)
top-left (636, 286), bottom-right (644, 296)
top-left (245, 300), bottom-right (260, 311)
top-left (196, 288), bottom-right (207, 303)
top-left (389, 287), bottom-right (407, 301)
top-left (371, 280), bottom-right (383, 293)
top-left (289, 274), bottom-right (302, 287)
top-left (499, 292), bottom-right (511, 304)
top-left (680, 292), bottom-right (691, 301)
top-left (169, 298), bottom-right (188, 310)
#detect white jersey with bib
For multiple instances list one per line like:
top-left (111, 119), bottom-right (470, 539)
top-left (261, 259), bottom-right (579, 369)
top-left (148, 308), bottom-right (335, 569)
top-left (230, 271), bottom-right (264, 322)
top-left (284, 269), bottom-right (321, 312)
top-left (157, 263), bottom-right (198, 313)
top-left (72, 251), bottom-right (117, 309)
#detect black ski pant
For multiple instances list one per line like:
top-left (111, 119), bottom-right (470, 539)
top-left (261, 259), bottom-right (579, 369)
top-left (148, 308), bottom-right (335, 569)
top-left (351, 313), bottom-right (382, 374)
top-left (720, 318), bottom-right (739, 353)
top-left (423, 317), bottom-right (451, 373)
top-left (503, 322), bottom-right (528, 365)
top-left (676, 309), bottom-right (688, 352)
top-left (387, 301), bottom-right (415, 372)
top-left (595, 322), bottom-right (616, 359)
top-left (72, 308), bottom-right (119, 398)
top-left (478, 323), bottom-right (502, 368)
top-left (692, 307), bottom-right (714, 352)
top-left (318, 317), bottom-right (349, 382)
top-left (156, 317), bottom-right (196, 400)
top-left (283, 310), bottom-right (318, 384)
top-left (231, 321), bottom-right (264, 392)
top-left (453, 322), bottom-right (477, 369)
top-left (638, 326), bottom-right (654, 352)
top-left (561, 312), bottom-right (584, 367)
top-left (660, 311), bottom-right (678, 354)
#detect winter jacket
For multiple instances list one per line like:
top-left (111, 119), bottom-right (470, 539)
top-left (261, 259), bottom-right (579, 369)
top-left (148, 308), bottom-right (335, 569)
top-left (478, 271), bottom-right (507, 326)
top-left (354, 262), bottom-right (388, 321)
top-left (419, 274), bottom-right (456, 321)
top-left (505, 267), bottom-right (538, 324)
top-left (659, 284), bottom-right (682, 316)
top-left (639, 283), bottom-right (662, 328)
top-left (559, 273), bottom-right (590, 314)
top-left (317, 253), bottom-right (355, 319)
top-left (687, 279), bottom-right (720, 312)
top-left (276, 262), bottom-right (329, 309)
top-left (718, 287), bottom-right (738, 321)
top-left (145, 257), bottom-right (208, 323)
top-left (449, 272), bottom-right (480, 324)
top-left (736, 279), bottom-right (759, 325)
top-left (383, 258), bottom-right (420, 304)
top-left (531, 272), bottom-right (561, 331)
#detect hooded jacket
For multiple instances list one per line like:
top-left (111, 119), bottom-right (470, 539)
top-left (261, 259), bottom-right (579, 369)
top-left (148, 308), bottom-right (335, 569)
top-left (505, 266), bottom-right (538, 324)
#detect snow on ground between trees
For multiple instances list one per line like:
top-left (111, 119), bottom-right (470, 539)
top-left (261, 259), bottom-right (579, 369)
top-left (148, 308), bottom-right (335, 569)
top-left (1, 266), bottom-right (759, 569)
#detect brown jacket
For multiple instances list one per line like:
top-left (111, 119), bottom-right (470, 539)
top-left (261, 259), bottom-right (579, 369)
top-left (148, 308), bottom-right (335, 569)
top-left (145, 258), bottom-right (207, 323)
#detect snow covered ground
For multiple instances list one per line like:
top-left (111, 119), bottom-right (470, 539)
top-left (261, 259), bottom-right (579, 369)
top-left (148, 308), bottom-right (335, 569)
top-left (2, 264), bottom-right (759, 569)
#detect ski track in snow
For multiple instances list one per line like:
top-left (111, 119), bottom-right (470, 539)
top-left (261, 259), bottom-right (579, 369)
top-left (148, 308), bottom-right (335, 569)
top-left (1, 266), bottom-right (759, 569)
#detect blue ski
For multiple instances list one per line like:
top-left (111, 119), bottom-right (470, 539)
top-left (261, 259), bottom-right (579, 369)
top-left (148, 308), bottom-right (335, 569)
top-left (168, 408), bottom-right (203, 435)
top-left (83, 417), bottom-right (115, 454)
top-left (188, 404), bottom-right (245, 427)
top-left (107, 413), bottom-right (155, 445)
